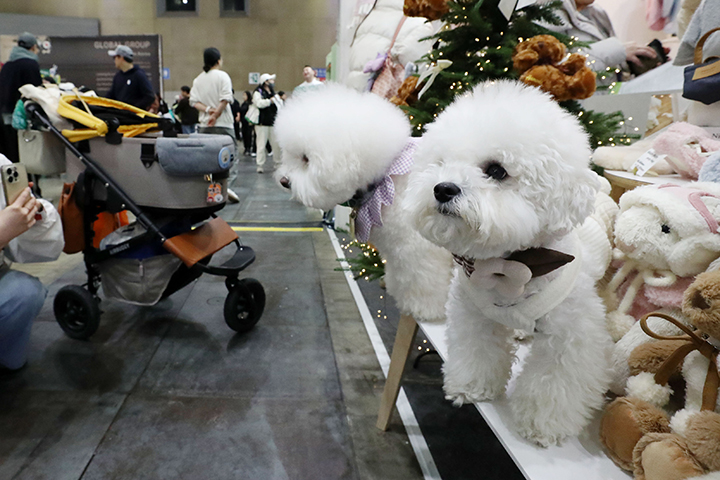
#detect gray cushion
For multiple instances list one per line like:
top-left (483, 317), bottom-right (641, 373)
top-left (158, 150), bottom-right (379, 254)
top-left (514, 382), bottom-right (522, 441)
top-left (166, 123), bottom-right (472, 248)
top-left (156, 134), bottom-right (234, 176)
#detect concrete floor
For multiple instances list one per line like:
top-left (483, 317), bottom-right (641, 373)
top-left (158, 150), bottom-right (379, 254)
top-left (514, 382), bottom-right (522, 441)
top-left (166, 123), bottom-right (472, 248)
top-left (1, 152), bottom-right (523, 480)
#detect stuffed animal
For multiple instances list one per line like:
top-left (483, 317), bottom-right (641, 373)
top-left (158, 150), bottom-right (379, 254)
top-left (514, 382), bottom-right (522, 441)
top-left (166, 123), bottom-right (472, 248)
top-left (403, 0), bottom-right (450, 21)
top-left (512, 35), bottom-right (597, 102)
top-left (404, 80), bottom-right (612, 446)
top-left (390, 75), bottom-right (420, 107)
top-left (652, 122), bottom-right (720, 180)
top-left (600, 270), bottom-right (720, 480)
top-left (602, 182), bottom-right (720, 344)
top-left (274, 84), bottom-right (453, 323)
top-left (593, 136), bottom-right (676, 176)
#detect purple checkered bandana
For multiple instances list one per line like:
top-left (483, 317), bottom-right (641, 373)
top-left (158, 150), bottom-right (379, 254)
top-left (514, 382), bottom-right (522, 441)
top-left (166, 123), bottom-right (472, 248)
top-left (354, 138), bottom-right (420, 243)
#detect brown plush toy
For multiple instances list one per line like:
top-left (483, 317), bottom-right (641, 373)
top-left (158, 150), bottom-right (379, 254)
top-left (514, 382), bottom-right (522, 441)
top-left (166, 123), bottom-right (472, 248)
top-left (390, 76), bottom-right (421, 107)
top-left (403, 0), bottom-right (450, 21)
top-left (512, 35), bottom-right (597, 102)
top-left (600, 270), bottom-right (720, 480)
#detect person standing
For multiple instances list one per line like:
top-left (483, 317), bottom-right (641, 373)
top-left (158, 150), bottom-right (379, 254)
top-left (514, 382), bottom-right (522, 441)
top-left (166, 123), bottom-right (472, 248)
top-left (292, 65), bottom-right (324, 97)
top-left (239, 91), bottom-right (254, 156)
top-left (0, 32), bottom-right (42, 163)
top-left (231, 90), bottom-right (242, 141)
top-left (252, 73), bottom-right (281, 174)
top-left (173, 85), bottom-right (199, 134)
top-left (106, 45), bottom-right (155, 110)
top-left (190, 47), bottom-right (239, 203)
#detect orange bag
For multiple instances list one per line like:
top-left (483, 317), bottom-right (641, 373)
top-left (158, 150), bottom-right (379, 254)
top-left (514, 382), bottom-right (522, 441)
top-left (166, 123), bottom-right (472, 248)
top-left (58, 182), bottom-right (130, 253)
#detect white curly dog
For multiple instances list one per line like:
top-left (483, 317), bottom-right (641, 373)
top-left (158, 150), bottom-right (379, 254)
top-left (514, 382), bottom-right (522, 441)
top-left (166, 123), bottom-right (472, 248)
top-left (403, 81), bottom-right (613, 446)
top-left (273, 84), bottom-right (453, 323)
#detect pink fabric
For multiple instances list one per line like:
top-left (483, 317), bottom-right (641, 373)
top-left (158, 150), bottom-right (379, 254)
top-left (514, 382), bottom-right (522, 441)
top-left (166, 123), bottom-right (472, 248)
top-left (646, 0), bottom-right (666, 30)
top-left (657, 184), bottom-right (720, 233)
top-left (653, 123), bottom-right (720, 179)
top-left (616, 270), bottom-right (693, 320)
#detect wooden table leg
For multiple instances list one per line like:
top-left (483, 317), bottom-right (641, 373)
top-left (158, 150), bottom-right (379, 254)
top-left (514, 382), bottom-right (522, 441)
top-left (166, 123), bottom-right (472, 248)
top-left (376, 313), bottom-right (419, 431)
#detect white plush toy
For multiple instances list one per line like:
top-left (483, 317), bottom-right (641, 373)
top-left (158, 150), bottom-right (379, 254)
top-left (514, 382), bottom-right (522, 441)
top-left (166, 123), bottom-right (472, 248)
top-left (606, 182), bottom-right (720, 392)
top-left (404, 81), bottom-right (613, 446)
top-left (274, 84), bottom-right (453, 323)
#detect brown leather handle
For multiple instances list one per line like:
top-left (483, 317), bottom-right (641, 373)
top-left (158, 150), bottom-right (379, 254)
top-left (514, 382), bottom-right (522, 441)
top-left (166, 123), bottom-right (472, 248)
top-left (694, 27), bottom-right (720, 65)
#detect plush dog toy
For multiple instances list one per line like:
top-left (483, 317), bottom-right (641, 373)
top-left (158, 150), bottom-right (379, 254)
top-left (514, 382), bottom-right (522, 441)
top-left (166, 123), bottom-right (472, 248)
top-left (274, 84), bottom-right (453, 323)
top-left (512, 35), bottom-right (597, 102)
top-left (603, 183), bottom-right (720, 355)
top-left (600, 270), bottom-right (720, 479)
top-left (404, 80), bottom-right (612, 446)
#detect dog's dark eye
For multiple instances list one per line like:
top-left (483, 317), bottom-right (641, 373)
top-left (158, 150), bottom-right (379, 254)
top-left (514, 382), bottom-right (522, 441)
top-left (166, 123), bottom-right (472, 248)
top-left (302, 155), bottom-right (309, 164)
top-left (661, 224), bottom-right (671, 234)
top-left (484, 162), bottom-right (508, 181)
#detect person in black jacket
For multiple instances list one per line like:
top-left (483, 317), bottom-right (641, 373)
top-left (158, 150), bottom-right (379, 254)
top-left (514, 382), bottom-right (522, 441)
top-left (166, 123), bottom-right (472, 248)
top-left (0, 33), bottom-right (42, 163)
top-left (173, 85), bottom-right (199, 134)
top-left (239, 91), bottom-right (255, 156)
top-left (252, 74), bottom-right (280, 173)
top-left (106, 45), bottom-right (155, 111)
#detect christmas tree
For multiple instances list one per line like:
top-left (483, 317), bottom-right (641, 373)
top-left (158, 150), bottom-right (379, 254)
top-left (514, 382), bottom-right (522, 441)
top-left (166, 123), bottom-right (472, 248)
top-left (401, 0), bottom-right (636, 149)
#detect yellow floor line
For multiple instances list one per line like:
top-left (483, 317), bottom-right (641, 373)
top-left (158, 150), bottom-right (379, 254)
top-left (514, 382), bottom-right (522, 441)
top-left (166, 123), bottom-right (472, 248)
top-left (231, 226), bottom-right (324, 232)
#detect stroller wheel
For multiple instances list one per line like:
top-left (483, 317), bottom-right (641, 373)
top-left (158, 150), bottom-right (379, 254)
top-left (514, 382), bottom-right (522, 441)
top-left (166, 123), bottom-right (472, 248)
top-left (54, 285), bottom-right (101, 340)
top-left (224, 278), bottom-right (265, 333)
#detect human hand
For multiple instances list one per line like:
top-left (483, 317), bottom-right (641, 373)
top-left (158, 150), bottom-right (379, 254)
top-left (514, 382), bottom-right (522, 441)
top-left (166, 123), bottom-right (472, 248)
top-left (0, 188), bottom-right (39, 248)
top-left (208, 116), bottom-right (217, 127)
top-left (624, 42), bottom-right (658, 67)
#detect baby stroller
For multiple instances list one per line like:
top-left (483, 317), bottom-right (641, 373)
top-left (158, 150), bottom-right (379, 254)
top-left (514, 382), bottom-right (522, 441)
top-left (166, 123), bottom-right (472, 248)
top-left (23, 96), bottom-right (265, 340)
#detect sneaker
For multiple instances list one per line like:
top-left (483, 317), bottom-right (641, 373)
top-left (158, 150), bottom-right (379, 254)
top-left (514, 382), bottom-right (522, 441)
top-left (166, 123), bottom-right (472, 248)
top-left (227, 189), bottom-right (240, 203)
top-left (256, 167), bottom-right (264, 174)
top-left (251, 152), bottom-right (257, 157)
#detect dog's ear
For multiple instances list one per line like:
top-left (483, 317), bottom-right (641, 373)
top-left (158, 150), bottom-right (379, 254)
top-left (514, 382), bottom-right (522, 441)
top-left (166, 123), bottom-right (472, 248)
top-left (543, 168), bottom-right (599, 236)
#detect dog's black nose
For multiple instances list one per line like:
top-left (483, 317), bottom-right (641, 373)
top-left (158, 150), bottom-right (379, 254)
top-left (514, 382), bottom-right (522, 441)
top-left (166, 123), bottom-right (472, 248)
top-left (280, 177), bottom-right (291, 189)
top-left (434, 182), bottom-right (461, 203)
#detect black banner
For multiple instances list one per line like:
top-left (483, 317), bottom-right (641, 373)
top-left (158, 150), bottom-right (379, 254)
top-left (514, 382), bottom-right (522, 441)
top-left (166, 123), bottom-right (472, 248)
top-left (37, 35), bottom-right (162, 96)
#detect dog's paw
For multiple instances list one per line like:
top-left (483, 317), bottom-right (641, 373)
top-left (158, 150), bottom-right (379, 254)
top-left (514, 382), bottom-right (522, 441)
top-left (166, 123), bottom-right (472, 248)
top-left (444, 383), bottom-right (505, 406)
top-left (515, 425), bottom-right (565, 448)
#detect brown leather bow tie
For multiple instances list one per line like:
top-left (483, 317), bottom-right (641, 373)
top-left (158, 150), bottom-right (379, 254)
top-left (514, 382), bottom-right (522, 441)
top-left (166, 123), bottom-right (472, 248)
top-left (452, 248), bottom-right (575, 279)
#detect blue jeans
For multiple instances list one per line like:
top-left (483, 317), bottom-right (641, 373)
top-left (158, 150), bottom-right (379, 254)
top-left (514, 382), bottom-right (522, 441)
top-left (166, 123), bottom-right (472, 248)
top-left (0, 268), bottom-right (47, 369)
top-left (181, 124), bottom-right (197, 135)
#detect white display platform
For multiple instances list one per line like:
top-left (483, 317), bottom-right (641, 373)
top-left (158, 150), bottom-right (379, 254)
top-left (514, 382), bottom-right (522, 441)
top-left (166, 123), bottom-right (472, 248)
top-left (605, 169), bottom-right (693, 186)
top-left (420, 322), bottom-right (631, 480)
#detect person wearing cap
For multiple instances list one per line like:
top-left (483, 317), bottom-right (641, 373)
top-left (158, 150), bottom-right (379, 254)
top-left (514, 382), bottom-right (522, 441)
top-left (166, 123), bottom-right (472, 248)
top-left (252, 73), bottom-right (281, 174)
top-left (106, 45), bottom-right (155, 111)
top-left (190, 47), bottom-right (240, 203)
top-left (0, 32), bottom-right (42, 163)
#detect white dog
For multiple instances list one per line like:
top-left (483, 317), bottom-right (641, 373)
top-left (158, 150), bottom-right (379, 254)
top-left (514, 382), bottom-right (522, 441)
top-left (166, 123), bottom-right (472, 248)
top-left (403, 81), bottom-right (613, 446)
top-left (274, 84), bottom-right (453, 323)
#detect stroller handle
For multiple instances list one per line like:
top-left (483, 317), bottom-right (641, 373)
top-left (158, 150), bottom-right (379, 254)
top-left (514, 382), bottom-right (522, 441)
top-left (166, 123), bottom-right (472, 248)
top-left (25, 102), bottom-right (169, 244)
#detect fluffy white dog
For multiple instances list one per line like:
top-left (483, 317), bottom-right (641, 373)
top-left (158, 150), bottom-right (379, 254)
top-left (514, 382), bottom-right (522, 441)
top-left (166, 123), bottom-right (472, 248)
top-left (404, 81), bottom-right (613, 446)
top-left (274, 84), bottom-right (453, 323)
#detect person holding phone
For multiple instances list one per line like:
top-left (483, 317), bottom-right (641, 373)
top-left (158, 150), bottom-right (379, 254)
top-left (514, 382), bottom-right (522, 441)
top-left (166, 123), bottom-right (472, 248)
top-left (542, 0), bottom-right (666, 74)
top-left (0, 184), bottom-right (46, 373)
top-left (0, 153), bottom-right (63, 373)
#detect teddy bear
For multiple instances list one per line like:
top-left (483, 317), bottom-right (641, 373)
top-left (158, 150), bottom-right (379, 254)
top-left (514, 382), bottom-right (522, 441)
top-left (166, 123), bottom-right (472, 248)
top-left (403, 0), bottom-right (450, 21)
top-left (601, 182), bottom-right (720, 346)
top-left (512, 35), bottom-right (597, 102)
top-left (600, 270), bottom-right (720, 480)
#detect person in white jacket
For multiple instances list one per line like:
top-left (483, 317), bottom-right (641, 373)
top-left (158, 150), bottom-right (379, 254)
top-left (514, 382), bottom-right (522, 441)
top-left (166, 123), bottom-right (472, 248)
top-left (252, 74), bottom-right (281, 174)
top-left (543, 0), bottom-right (660, 73)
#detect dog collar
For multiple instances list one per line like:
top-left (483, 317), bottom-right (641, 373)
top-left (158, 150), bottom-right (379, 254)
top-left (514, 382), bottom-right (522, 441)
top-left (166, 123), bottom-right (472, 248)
top-left (353, 137), bottom-right (420, 242)
top-left (453, 248), bottom-right (575, 279)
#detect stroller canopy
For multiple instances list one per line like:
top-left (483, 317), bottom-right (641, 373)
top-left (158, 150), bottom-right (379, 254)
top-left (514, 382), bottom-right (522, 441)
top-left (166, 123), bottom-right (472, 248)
top-left (58, 95), bottom-right (169, 142)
